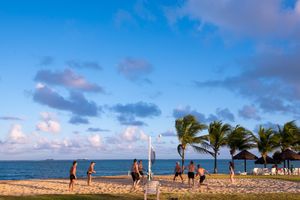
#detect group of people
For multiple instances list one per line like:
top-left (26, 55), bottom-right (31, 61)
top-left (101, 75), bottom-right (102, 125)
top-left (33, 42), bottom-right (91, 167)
top-left (69, 161), bottom-right (96, 191)
top-left (173, 161), bottom-right (210, 187)
top-left (69, 159), bottom-right (236, 191)
top-left (173, 161), bottom-right (235, 187)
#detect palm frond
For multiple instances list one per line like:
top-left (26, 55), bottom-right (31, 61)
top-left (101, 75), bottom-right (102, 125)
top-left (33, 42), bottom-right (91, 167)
top-left (191, 145), bottom-right (214, 156)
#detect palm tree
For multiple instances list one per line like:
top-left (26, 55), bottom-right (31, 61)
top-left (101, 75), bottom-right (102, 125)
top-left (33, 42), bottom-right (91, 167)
top-left (293, 133), bottom-right (300, 152)
top-left (175, 115), bottom-right (210, 171)
top-left (274, 121), bottom-right (300, 167)
top-left (293, 126), bottom-right (300, 151)
top-left (275, 121), bottom-right (300, 151)
top-left (253, 126), bottom-right (277, 168)
top-left (207, 121), bottom-right (231, 173)
top-left (226, 125), bottom-right (255, 161)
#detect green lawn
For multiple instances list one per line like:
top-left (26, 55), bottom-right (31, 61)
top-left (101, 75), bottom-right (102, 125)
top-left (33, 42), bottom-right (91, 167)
top-left (0, 193), bottom-right (300, 200)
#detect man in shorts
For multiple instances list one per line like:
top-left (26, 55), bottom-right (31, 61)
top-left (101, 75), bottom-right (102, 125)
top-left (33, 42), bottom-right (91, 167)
top-left (196, 164), bottom-right (210, 188)
top-left (69, 161), bottom-right (77, 191)
top-left (188, 160), bottom-right (195, 187)
top-left (173, 162), bottom-right (184, 183)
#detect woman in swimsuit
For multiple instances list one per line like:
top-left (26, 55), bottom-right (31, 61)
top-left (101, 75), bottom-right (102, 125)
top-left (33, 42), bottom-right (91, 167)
top-left (138, 160), bottom-right (144, 184)
top-left (229, 161), bottom-right (235, 184)
top-left (188, 160), bottom-right (195, 187)
top-left (87, 161), bottom-right (96, 186)
top-left (131, 159), bottom-right (141, 189)
top-left (173, 162), bottom-right (184, 183)
top-left (69, 161), bottom-right (77, 191)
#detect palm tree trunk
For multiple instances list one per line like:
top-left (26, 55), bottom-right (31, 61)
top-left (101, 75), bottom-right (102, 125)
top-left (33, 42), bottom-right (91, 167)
top-left (231, 154), bottom-right (235, 170)
top-left (214, 153), bottom-right (217, 174)
top-left (263, 154), bottom-right (267, 168)
top-left (181, 150), bottom-right (185, 173)
top-left (287, 160), bottom-right (290, 175)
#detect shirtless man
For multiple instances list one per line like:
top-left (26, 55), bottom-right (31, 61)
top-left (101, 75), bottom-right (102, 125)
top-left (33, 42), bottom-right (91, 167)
top-left (138, 160), bottom-right (144, 184)
top-left (196, 164), bottom-right (210, 188)
top-left (131, 159), bottom-right (141, 189)
top-left (188, 161), bottom-right (195, 187)
top-left (87, 161), bottom-right (96, 186)
top-left (173, 162), bottom-right (184, 183)
top-left (69, 161), bottom-right (77, 191)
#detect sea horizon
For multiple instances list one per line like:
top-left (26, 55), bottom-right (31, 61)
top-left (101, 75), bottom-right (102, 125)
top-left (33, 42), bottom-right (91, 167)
top-left (1, 159), bottom-right (299, 180)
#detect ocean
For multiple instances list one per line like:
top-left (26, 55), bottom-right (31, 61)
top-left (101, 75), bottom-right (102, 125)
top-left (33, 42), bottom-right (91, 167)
top-left (0, 159), bottom-right (299, 180)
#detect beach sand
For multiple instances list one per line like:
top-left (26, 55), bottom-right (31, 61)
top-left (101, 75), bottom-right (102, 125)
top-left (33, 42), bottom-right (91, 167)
top-left (0, 175), bottom-right (299, 196)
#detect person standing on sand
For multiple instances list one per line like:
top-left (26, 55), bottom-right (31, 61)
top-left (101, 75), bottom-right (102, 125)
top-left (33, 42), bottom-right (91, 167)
top-left (131, 159), bottom-right (141, 189)
top-left (229, 161), bottom-right (235, 184)
top-left (188, 160), bottom-right (195, 187)
top-left (196, 164), bottom-right (210, 188)
top-left (87, 161), bottom-right (96, 186)
top-left (69, 161), bottom-right (77, 191)
top-left (138, 160), bottom-right (144, 184)
top-left (173, 162), bottom-right (184, 183)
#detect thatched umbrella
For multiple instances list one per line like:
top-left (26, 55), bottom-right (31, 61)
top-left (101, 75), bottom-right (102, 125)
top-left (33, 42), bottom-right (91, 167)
top-left (280, 149), bottom-right (300, 171)
top-left (233, 150), bottom-right (258, 172)
top-left (255, 156), bottom-right (278, 167)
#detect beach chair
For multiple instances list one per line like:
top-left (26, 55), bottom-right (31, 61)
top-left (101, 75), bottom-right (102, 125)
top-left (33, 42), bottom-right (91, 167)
top-left (271, 168), bottom-right (276, 175)
top-left (296, 168), bottom-right (300, 176)
top-left (144, 181), bottom-right (160, 200)
top-left (253, 168), bottom-right (259, 175)
top-left (283, 168), bottom-right (290, 175)
top-left (277, 168), bottom-right (284, 175)
top-left (257, 168), bottom-right (263, 175)
top-left (262, 168), bottom-right (270, 175)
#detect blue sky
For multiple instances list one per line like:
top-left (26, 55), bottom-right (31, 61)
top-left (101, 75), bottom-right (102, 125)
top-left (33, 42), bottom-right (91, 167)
top-left (1, 0), bottom-right (300, 160)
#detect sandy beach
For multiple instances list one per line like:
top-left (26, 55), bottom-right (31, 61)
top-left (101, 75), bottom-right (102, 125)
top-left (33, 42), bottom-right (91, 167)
top-left (0, 175), bottom-right (299, 196)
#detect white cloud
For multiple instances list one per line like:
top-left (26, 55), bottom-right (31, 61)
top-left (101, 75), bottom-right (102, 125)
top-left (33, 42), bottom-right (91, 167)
top-left (8, 124), bottom-right (27, 143)
top-left (36, 112), bottom-right (61, 133)
top-left (36, 82), bottom-right (45, 89)
top-left (0, 124), bottom-right (32, 154)
top-left (140, 131), bottom-right (148, 141)
top-left (0, 125), bottom-right (105, 157)
top-left (121, 126), bottom-right (148, 142)
top-left (104, 126), bottom-right (149, 154)
top-left (34, 136), bottom-right (84, 152)
top-left (40, 112), bottom-right (53, 119)
top-left (87, 134), bottom-right (102, 148)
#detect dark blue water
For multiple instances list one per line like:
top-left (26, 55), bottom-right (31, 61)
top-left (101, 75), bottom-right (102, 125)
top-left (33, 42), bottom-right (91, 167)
top-left (0, 159), bottom-right (299, 180)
